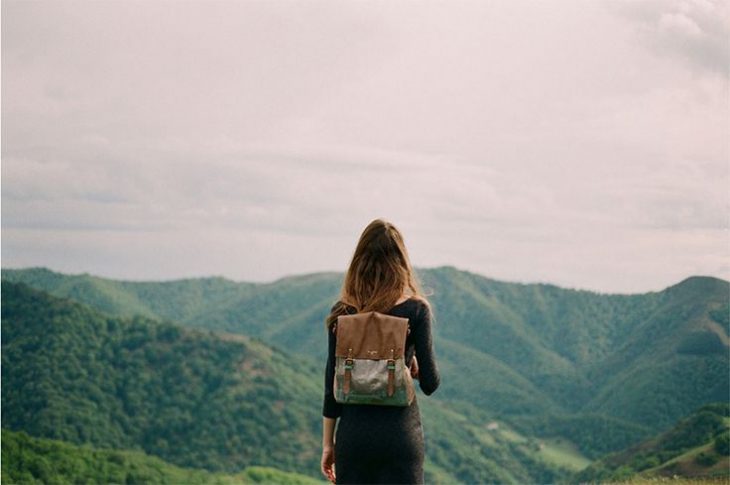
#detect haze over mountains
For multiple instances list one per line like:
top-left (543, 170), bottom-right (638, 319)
top-left (2, 266), bottom-right (728, 483)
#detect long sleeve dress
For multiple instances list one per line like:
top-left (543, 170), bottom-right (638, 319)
top-left (322, 298), bottom-right (441, 485)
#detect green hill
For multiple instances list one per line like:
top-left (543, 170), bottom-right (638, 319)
top-left (5, 265), bottom-right (727, 460)
top-left (1, 280), bottom-right (578, 484)
top-left (573, 402), bottom-right (730, 483)
top-left (1, 428), bottom-right (324, 485)
top-left (1, 280), bottom-right (324, 477)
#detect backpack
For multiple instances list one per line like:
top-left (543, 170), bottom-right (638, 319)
top-left (332, 310), bottom-right (415, 406)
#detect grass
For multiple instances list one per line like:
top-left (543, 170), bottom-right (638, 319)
top-left (603, 477), bottom-right (729, 485)
top-left (537, 437), bottom-right (592, 471)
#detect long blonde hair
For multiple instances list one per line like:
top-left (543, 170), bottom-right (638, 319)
top-left (325, 218), bottom-right (430, 329)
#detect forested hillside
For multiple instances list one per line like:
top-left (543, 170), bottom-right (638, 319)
top-left (2, 266), bottom-right (728, 483)
top-left (5, 266), bottom-right (728, 449)
top-left (1, 281), bottom-right (323, 475)
top-left (573, 402), bottom-right (730, 482)
top-left (1, 280), bottom-right (577, 484)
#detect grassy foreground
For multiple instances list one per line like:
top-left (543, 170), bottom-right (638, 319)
top-left (1, 429), bottom-right (325, 485)
top-left (602, 476), bottom-right (729, 484)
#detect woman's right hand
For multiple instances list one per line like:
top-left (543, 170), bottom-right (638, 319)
top-left (410, 355), bottom-right (419, 380)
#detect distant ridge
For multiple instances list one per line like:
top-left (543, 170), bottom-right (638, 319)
top-left (3, 264), bottom-right (726, 294)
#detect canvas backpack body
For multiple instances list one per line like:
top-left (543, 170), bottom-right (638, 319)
top-left (333, 310), bottom-right (416, 406)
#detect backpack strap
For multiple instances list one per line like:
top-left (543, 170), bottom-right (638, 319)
top-left (343, 347), bottom-right (354, 396)
top-left (387, 348), bottom-right (396, 396)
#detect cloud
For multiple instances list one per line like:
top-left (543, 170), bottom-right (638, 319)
top-left (1, 0), bottom-right (728, 292)
top-left (607, 0), bottom-right (730, 77)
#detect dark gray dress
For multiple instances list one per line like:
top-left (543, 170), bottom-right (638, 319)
top-left (323, 298), bottom-right (441, 485)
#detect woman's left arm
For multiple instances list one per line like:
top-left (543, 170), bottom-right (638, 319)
top-left (323, 416), bottom-right (336, 447)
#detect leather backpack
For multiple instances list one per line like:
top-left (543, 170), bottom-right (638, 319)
top-left (332, 310), bottom-right (415, 406)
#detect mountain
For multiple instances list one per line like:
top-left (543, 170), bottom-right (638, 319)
top-left (1, 280), bottom-right (324, 477)
top-left (573, 402), bottom-right (730, 482)
top-left (1, 280), bottom-right (579, 484)
top-left (4, 265), bottom-right (728, 456)
top-left (1, 428), bottom-right (324, 485)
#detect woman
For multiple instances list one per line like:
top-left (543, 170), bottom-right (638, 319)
top-left (321, 218), bottom-right (441, 485)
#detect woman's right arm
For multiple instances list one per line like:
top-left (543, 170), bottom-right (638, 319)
top-left (414, 302), bottom-right (440, 395)
top-left (321, 305), bottom-right (341, 483)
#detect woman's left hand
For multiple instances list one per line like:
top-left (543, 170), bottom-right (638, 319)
top-left (321, 445), bottom-right (336, 484)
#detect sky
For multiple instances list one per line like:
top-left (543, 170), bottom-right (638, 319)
top-left (2, 0), bottom-right (728, 294)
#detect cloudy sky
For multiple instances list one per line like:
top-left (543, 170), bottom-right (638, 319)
top-left (2, 0), bottom-right (728, 293)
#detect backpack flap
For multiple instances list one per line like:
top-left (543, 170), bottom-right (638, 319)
top-left (333, 311), bottom-right (415, 406)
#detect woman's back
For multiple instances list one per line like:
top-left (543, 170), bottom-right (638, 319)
top-left (323, 297), bottom-right (440, 484)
